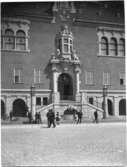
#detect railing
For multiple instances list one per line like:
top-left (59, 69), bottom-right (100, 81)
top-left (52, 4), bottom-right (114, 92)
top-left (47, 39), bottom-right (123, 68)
top-left (37, 103), bottom-right (54, 113)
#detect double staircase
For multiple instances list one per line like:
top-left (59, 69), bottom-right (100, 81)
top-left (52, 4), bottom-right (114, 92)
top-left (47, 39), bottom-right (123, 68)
top-left (36, 100), bottom-right (104, 122)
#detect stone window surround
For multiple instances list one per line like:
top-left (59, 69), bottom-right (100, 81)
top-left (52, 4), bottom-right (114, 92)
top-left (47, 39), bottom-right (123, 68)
top-left (97, 26), bottom-right (125, 57)
top-left (119, 72), bottom-right (125, 86)
top-left (13, 67), bottom-right (23, 84)
top-left (103, 72), bottom-right (111, 86)
top-left (1, 17), bottom-right (30, 52)
top-left (85, 71), bottom-right (94, 85)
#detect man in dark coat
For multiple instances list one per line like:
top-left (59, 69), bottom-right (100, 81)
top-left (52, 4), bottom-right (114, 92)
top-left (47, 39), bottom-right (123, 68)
top-left (94, 110), bottom-right (98, 123)
top-left (47, 109), bottom-right (56, 128)
top-left (77, 110), bottom-right (83, 124)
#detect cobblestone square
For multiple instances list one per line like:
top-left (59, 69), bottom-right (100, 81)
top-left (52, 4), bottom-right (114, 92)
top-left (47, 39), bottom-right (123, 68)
top-left (1, 123), bottom-right (126, 166)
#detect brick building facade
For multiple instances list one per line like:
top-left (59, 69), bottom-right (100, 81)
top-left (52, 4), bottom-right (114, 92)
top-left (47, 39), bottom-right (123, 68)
top-left (1, 1), bottom-right (126, 121)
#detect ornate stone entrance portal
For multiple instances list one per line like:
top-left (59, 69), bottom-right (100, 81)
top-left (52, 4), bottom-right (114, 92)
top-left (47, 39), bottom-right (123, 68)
top-left (58, 73), bottom-right (73, 100)
top-left (49, 24), bottom-right (81, 103)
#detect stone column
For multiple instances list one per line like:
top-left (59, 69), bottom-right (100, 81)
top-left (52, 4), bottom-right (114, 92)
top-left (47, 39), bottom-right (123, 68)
top-left (105, 96), bottom-right (108, 117)
top-left (113, 96), bottom-right (119, 116)
top-left (53, 71), bottom-right (57, 93)
top-left (32, 95), bottom-right (36, 119)
top-left (76, 71), bottom-right (80, 94)
top-left (75, 67), bottom-right (81, 102)
top-left (5, 96), bottom-right (13, 117)
top-left (52, 67), bottom-right (59, 104)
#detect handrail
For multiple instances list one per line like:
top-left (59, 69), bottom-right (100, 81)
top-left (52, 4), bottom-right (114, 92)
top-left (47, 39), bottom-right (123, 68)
top-left (37, 103), bottom-right (54, 112)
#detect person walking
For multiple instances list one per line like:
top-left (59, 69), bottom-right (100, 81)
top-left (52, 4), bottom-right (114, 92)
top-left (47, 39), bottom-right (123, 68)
top-left (77, 110), bottom-right (83, 124)
top-left (94, 110), bottom-right (98, 123)
top-left (47, 109), bottom-right (56, 128)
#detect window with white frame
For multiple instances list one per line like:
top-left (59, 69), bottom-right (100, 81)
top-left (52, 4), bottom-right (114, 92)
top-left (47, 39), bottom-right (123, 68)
top-left (13, 68), bottom-right (23, 83)
top-left (119, 38), bottom-right (125, 56)
top-left (110, 38), bottom-right (117, 56)
top-left (34, 69), bottom-right (41, 84)
top-left (63, 37), bottom-right (73, 53)
top-left (103, 72), bottom-right (110, 85)
top-left (36, 97), bottom-right (41, 106)
top-left (85, 71), bottom-right (94, 85)
top-left (120, 72), bottom-right (125, 85)
top-left (4, 29), bottom-right (15, 50)
top-left (97, 27), bottom-right (125, 57)
top-left (16, 30), bottom-right (26, 50)
top-left (101, 37), bottom-right (108, 55)
top-left (1, 18), bottom-right (30, 51)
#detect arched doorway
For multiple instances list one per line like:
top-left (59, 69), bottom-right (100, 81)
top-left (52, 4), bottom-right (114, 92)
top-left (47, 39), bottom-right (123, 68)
top-left (108, 99), bottom-right (113, 115)
top-left (58, 73), bottom-right (73, 100)
top-left (119, 99), bottom-right (126, 115)
top-left (13, 99), bottom-right (28, 117)
top-left (1, 100), bottom-right (5, 119)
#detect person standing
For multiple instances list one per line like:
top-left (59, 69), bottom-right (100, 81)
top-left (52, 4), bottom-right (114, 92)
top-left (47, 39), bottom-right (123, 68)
top-left (77, 110), bottom-right (83, 124)
top-left (47, 109), bottom-right (56, 128)
top-left (94, 110), bottom-right (98, 123)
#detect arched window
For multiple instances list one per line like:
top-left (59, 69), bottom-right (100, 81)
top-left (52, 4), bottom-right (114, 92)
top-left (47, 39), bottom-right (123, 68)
top-left (119, 38), bottom-right (125, 56)
top-left (4, 29), bottom-right (15, 50)
top-left (110, 38), bottom-right (117, 56)
top-left (16, 30), bottom-right (26, 50)
top-left (101, 37), bottom-right (108, 55)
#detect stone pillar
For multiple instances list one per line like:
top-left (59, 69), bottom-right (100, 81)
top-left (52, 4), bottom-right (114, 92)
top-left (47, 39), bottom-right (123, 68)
top-left (105, 96), bottom-right (108, 117)
top-left (53, 71), bottom-right (57, 93)
top-left (52, 68), bottom-right (59, 103)
top-left (76, 71), bottom-right (80, 94)
top-left (26, 96), bottom-right (31, 112)
top-left (5, 96), bottom-right (13, 117)
top-left (113, 96), bottom-right (119, 116)
top-left (75, 67), bottom-right (81, 102)
top-left (32, 95), bottom-right (36, 119)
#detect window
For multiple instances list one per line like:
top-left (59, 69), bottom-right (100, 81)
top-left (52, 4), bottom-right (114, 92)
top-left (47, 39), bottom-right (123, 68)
top-left (120, 72), bottom-right (125, 85)
top-left (16, 30), bottom-right (26, 50)
top-left (36, 97), bottom-right (41, 106)
top-left (85, 71), bottom-right (94, 85)
top-left (110, 38), bottom-right (117, 56)
top-left (97, 27), bottom-right (125, 57)
top-left (103, 72), bottom-right (110, 85)
top-left (89, 97), bottom-right (93, 104)
top-left (4, 29), bottom-right (15, 50)
top-left (43, 97), bottom-right (48, 105)
top-left (63, 37), bottom-right (73, 53)
top-left (119, 38), bottom-right (125, 56)
top-left (101, 37), bottom-right (108, 55)
top-left (14, 68), bottom-right (23, 83)
top-left (34, 69), bottom-right (41, 84)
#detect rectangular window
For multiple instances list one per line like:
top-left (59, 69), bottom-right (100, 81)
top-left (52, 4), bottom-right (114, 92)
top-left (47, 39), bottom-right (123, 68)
top-left (89, 97), bottom-right (93, 104)
top-left (103, 72), bottom-right (110, 85)
top-left (85, 71), bottom-right (94, 85)
top-left (43, 97), bottom-right (48, 105)
top-left (14, 68), bottom-right (23, 83)
top-left (120, 72), bottom-right (125, 85)
top-left (64, 44), bottom-right (68, 53)
top-left (34, 69), bottom-right (41, 84)
top-left (36, 97), bottom-right (41, 106)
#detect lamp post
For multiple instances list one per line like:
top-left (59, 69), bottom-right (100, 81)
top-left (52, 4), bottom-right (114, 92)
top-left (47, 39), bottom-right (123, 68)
top-left (30, 85), bottom-right (35, 118)
top-left (103, 85), bottom-right (108, 119)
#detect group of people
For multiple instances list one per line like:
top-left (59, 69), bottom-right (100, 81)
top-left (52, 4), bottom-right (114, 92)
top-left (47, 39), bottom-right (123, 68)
top-left (9, 108), bottom-right (99, 125)
top-left (73, 110), bottom-right (83, 124)
top-left (46, 109), bottom-right (60, 128)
